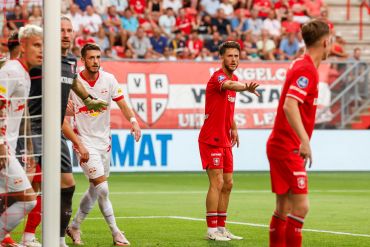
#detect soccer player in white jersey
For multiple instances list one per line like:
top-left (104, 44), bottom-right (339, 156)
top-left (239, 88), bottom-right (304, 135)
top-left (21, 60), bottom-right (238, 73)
top-left (66, 43), bottom-right (141, 246)
top-left (0, 24), bottom-right (43, 247)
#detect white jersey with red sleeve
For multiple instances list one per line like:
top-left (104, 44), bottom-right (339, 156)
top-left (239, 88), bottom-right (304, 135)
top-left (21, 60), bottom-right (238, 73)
top-left (0, 60), bottom-right (31, 155)
top-left (71, 70), bottom-right (124, 151)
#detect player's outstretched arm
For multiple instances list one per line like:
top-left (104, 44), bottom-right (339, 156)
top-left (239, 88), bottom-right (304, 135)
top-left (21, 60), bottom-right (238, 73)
top-left (116, 99), bottom-right (141, 142)
top-left (283, 97), bottom-right (312, 167)
top-left (62, 119), bottom-right (89, 164)
top-left (71, 78), bottom-right (108, 111)
top-left (222, 80), bottom-right (260, 96)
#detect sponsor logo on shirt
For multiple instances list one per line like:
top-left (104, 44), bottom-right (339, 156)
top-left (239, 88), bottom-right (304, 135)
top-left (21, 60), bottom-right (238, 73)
top-left (296, 76), bottom-right (309, 89)
top-left (313, 98), bottom-right (318, 105)
top-left (61, 76), bottom-right (74, 85)
top-left (218, 75), bottom-right (226, 83)
top-left (228, 95), bottom-right (235, 103)
top-left (14, 177), bottom-right (23, 185)
top-left (211, 153), bottom-right (222, 157)
top-left (297, 177), bottom-right (306, 189)
top-left (0, 85), bottom-right (7, 94)
top-left (88, 167), bottom-right (97, 176)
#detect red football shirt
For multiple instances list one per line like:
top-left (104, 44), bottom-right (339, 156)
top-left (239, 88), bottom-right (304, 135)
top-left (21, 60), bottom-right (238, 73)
top-left (267, 54), bottom-right (319, 156)
top-left (130, 0), bottom-right (146, 14)
top-left (198, 69), bottom-right (238, 148)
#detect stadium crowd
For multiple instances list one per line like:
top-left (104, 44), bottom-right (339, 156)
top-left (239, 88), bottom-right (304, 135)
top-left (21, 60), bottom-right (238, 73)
top-left (0, 0), bottom-right (354, 61)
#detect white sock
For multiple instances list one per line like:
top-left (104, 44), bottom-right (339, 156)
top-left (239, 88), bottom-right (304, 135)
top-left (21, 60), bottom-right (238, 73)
top-left (71, 183), bottom-right (97, 229)
top-left (0, 200), bottom-right (36, 240)
top-left (95, 181), bottom-right (120, 234)
top-left (60, 237), bottom-right (66, 244)
top-left (22, 232), bottom-right (36, 242)
top-left (207, 227), bottom-right (218, 234)
top-left (218, 227), bottom-right (226, 232)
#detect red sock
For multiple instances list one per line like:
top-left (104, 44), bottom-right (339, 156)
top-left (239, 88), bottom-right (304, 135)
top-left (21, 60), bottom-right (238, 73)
top-left (285, 214), bottom-right (304, 247)
top-left (24, 195), bottom-right (42, 234)
top-left (217, 212), bottom-right (227, 228)
top-left (206, 212), bottom-right (218, 228)
top-left (269, 211), bottom-right (287, 247)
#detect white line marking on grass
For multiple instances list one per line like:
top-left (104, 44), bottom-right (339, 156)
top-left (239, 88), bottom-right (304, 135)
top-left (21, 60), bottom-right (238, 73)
top-left (75, 189), bottom-right (370, 195)
top-left (85, 216), bottom-right (370, 238)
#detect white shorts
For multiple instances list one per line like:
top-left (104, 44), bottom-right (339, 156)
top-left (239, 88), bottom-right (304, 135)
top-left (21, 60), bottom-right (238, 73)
top-left (79, 149), bottom-right (111, 180)
top-left (0, 156), bottom-right (32, 193)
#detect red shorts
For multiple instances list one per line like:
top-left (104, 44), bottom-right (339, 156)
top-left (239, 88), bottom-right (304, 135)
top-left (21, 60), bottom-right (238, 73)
top-left (199, 142), bottom-right (233, 173)
top-left (33, 164), bottom-right (42, 183)
top-left (267, 150), bottom-right (308, 195)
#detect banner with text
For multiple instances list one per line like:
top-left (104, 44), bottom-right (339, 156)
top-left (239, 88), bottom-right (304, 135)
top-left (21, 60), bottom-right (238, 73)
top-left (95, 61), bottom-right (332, 129)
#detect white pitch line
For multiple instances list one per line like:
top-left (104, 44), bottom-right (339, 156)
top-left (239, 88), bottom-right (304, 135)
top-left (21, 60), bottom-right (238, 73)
top-left (85, 215), bottom-right (370, 238)
top-left (75, 189), bottom-right (370, 195)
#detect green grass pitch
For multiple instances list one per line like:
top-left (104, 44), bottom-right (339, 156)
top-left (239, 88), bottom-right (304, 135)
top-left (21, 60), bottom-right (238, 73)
top-left (15, 172), bottom-right (370, 246)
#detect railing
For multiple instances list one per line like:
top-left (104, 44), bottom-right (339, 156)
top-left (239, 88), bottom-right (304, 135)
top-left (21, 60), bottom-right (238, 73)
top-left (317, 61), bottom-right (370, 129)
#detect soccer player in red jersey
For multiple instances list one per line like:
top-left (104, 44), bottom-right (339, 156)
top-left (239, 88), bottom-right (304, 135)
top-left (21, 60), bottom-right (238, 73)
top-left (198, 41), bottom-right (260, 241)
top-left (267, 19), bottom-right (331, 247)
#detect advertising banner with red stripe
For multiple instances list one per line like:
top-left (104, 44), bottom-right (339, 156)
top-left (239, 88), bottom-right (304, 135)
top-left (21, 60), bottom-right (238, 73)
top-left (97, 61), bottom-right (331, 129)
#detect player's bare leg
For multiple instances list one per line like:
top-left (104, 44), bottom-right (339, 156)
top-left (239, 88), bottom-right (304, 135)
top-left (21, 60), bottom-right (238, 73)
top-left (216, 173), bottom-right (242, 240)
top-left (270, 193), bottom-right (291, 247)
top-left (285, 194), bottom-right (309, 247)
top-left (205, 169), bottom-right (230, 241)
top-left (68, 175), bottom-right (130, 246)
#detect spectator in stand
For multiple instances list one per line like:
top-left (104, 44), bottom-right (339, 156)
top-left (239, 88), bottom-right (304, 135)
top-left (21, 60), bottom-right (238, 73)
top-left (350, 47), bottom-right (362, 62)
top-left (231, 8), bottom-right (249, 34)
top-left (83, 5), bottom-right (103, 35)
top-left (243, 31), bottom-right (259, 60)
top-left (220, 0), bottom-right (234, 18)
top-left (279, 32), bottom-right (299, 60)
top-left (186, 30), bottom-right (203, 57)
top-left (6, 4), bottom-right (27, 31)
top-left (92, 0), bottom-right (112, 15)
top-left (178, 47), bottom-right (192, 59)
top-left (256, 29), bottom-right (276, 60)
top-left (121, 8), bottom-right (139, 35)
top-left (72, 46), bottom-right (81, 58)
top-left (127, 27), bottom-right (153, 58)
top-left (67, 3), bottom-right (84, 33)
top-left (94, 26), bottom-right (110, 52)
top-left (248, 8), bottom-right (264, 36)
top-left (159, 46), bottom-right (177, 61)
top-left (200, 0), bottom-right (221, 16)
top-left (176, 8), bottom-right (193, 35)
top-left (110, 0), bottom-right (129, 16)
top-left (28, 5), bottom-right (43, 27)
top-left (320, 8), bottom-right (334, 32)
top-left (204, 31), bottom-right (223, 58)
top-left (330, 34), bottom-right (349, 59)
top-left (130, 0), bottom-right (146, 16)
top-left (148, 0), bottom-right (163, 13)
top-left (226, 31), bottom-right (243, 49)
top-left (150, 27), bottom-right (168, 54)
top-left (139, 11), bottom-right (159, 35)
top-left (211, 8), bottom-right (231, 36)
top-left (103, 47), bottom-right (118, 58)
top-left (169, 30), bottom-right (186, 55)
top-left (296, 30), bottom-right (305, 53)
top-left (305, 0), bottom-right (326, 18)
top-left (263, 9), bottom-right (281, 42)
top-left (195, 14), bottom-right (213, 39)
top-left (159, 8), bottom-right (177, 37)
top-left (61, 0), bottom-right (72, 14)
top-left (254, 0), bottom-right (273, 20)
top-left (281, 11), bottom-right (301, 34)
top-left (75, 28), bottom-right (95, 48)
top-left (240, 49), bottom-right (249, 60)
top-left (195, 47), bottom-right (214, 61)
top-left (102, 6), bottom-right (126, 46)
top-left (291, 0), bottom-right (310, 24)
top-left (74, 0), bottom-right (92, 11)
top-left (163, 0), bottom-right (183, 14)
top-left (124, 48), bottom-right (134, 59)
top-left (274, 0), bottom-right (293, 21)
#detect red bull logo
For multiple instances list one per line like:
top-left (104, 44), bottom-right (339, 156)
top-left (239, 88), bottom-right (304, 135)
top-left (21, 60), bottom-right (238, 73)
top-left (76, 106), bottom-right (107, 117)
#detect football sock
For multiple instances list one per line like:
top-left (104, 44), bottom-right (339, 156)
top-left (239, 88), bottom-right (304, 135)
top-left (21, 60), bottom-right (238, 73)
top-left (60, 186), bottom-right (75, 237)
top-left (22, 232), bottom-right (35, 242)
top-left (24, 195), bottom-right (42, 234)
top-left (95, 181), bottom-right (119, 234)
top-left (0, 200), bottom-right (36, 241)
top-left (286, 214), bottom-right (304, 247)
top-left (71, 183), bottom-right (97, 229)
top-left (206, 211), bottom-right (218, 233)
top-left (217, 211), bottom-right (227, 232)
top-left (269, 211), bottom-right (287, 247)
top-left (60, 237), bottom-right (66, 245)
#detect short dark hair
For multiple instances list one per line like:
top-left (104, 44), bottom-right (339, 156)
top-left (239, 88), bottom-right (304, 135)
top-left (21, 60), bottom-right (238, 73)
top-left (219, 41), bottom-right (241, 56)
top-left (301, 19), bottom-right (330, 47)
top-left (81, 43), bottom-right (101, 58)
top-left (7, 32), bottom-right (19, 52)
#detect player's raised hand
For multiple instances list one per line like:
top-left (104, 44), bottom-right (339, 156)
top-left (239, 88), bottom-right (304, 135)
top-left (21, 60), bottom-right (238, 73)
top-left (131, 122), bottom-right (141, 142)
top-left (299, 140), bottom-right (313, 168)
top-left (245, 82), bottom-right (260, 97)
top-left (0, 144), bottom-right (8, 170)
top-left (231, 129), bottom-right (239, 148)
top-left (83, 95), bottom-right (108, 111)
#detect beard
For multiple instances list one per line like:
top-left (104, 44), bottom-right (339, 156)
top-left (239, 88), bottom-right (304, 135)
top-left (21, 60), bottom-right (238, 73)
top-left (224, 63), bottom-right (238, 74)
top-left (85, 64), bottom-right (100, 74)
